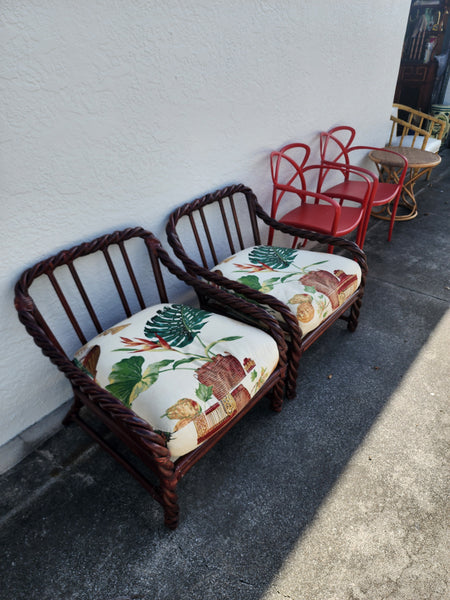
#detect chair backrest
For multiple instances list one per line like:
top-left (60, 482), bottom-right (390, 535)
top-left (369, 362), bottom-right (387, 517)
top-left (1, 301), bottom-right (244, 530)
top-left (319, 127), bottom-right (409, 200)
top-left (388, 103), bottom-right (445, 152)
top-left (319, 125), bottom-right (356, 165)
top-left (165, 184), bottom-right (265, 271)
top-left (318, 128), bottom-right (382, 199)
top-left (272, 137), bottom-right (376, 210)
top-left (319, 128), bottom-right (359, 190)
top-left (270, 143), bottom-right (310, 189)
top-left (14, 228), bottom-right (190, 363)
top-left (270, 143), bottom-right (312, 219)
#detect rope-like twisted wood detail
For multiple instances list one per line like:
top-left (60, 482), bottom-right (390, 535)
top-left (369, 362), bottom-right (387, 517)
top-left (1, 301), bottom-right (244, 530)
top-left (14, 226), bottom-right (289, 528)
top-left (166, 183), bottom-right (368, 399)
top-left (14, 228), bottom-right (176, 480)
top-left (155, 241), bottom-right (288, 409)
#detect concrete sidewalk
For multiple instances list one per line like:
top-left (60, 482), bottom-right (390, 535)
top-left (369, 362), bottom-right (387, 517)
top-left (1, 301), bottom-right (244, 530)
top-left (1, 152), bottom-right (449, 600)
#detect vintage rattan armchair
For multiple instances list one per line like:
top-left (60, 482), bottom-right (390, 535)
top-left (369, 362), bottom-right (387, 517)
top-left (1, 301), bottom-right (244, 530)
top-left (14, 227), bottom-right (288, 529)
top-left (166, 184), bottom-right (368, 400)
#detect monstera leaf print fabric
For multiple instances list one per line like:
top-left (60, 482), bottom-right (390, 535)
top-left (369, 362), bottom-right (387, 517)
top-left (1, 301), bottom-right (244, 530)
top-left (73, 304), bottom-right (279, 459)
top-left (212, 246), bottom-right (361, 337)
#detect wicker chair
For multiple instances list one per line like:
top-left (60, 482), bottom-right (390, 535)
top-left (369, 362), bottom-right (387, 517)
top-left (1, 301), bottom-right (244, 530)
top-left (388, 103), bottom-right (445, 152)
top-left (14, 227), bottom-right (288, 529)
top-left (166, 184), bottom-right (368, 400)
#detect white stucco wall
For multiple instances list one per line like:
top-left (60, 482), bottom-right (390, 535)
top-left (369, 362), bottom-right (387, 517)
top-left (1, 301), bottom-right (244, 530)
top-left (1, 1), bottom-right (411, 460)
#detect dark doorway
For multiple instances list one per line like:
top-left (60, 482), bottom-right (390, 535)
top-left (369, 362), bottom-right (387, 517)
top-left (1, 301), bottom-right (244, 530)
top-left (394, 0), bottom-right (450, 112)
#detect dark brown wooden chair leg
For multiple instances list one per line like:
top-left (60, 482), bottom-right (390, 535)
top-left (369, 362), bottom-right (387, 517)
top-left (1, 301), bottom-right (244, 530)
top-left (347, 295), bottom-right (363, 333)
top-left (13, 226), bottom-right (289, 528)
top-left (161, 478), bottom-right (180, 530)
top-left (270, 380), bottom-right (285, 412)
top-left (62, 395), bottom-right (83, 426)
top-left (286, 361), bottom-right (300, 400)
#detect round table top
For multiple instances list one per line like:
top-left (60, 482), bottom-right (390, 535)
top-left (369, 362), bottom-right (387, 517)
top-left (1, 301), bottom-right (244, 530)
top-left (369, 146), bottom-right (442, 169)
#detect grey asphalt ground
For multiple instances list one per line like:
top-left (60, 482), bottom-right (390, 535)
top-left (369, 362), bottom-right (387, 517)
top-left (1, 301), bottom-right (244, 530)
top-left (1, 151), bottom-right (449, 600)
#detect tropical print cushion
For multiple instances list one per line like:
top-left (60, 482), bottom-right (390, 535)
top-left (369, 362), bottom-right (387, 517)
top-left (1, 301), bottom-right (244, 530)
top-left (73, 303), bottom-right (279, 459)
top-left (211, 246), bottom-right (361, 337)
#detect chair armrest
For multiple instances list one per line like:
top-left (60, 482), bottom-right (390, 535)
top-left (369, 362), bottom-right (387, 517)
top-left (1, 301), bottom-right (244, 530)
top-left (305, 162), bottom-right (376, 201)
top-left (154, 241), bottom-right (289, 361)
top-left (273, 183), bottom-right (345, 210)
top-left (168, 212), bottom-right (367, 341)
top-left (14, 278), bottom-right (171, 458)
top-left (310, 160), bottom-right (376, 182)
top-left (68, 370), bottom-right (173, 458)
top-left (165, 225), bottom-right (302, 337)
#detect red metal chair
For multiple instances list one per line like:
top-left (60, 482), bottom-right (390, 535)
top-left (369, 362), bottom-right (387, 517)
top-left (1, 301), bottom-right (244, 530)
top-left (269, 142), bottom-right (373, 252)
top-left (319, 126), bottom-right (408, 242)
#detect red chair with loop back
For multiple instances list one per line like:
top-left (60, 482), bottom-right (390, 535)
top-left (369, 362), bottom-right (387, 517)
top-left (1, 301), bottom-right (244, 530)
top-left (269, 142), bottom-right (374, 252)
top-left (319, 126), bottom-right (408, 242)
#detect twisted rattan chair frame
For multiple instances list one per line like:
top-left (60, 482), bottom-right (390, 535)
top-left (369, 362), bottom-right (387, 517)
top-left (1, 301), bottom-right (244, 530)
top-left (166, 184), bottom-right (368, 399)
top-left (14, 227), bottom-right (288, 529)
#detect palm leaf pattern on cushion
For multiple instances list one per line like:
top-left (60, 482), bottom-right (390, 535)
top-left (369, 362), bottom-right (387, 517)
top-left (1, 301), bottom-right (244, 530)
top-left (234, 246), bottom-right (329, 293)
top-left (89, 304), bottom-right (247, 414)
top-left (106, 356), bottom-right (174, 407)
top-left (248, 246), bottom-right (297, 269)
top-left (144, 304), bottom-right (211, 348)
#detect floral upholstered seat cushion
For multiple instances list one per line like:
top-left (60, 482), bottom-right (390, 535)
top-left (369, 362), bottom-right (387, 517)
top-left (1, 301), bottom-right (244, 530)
top-left (73, 303), bottom-right (279, 459)
top-left (211, 246), bottom-right (362, 337)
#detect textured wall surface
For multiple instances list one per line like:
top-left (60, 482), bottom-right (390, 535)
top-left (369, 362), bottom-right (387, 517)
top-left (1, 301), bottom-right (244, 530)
top-left (1, 0), bottom-right (410, 451)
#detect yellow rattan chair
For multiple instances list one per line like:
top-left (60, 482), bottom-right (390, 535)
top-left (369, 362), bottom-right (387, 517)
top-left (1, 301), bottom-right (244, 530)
top-left (388, 103), bottom-right (445, 153)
